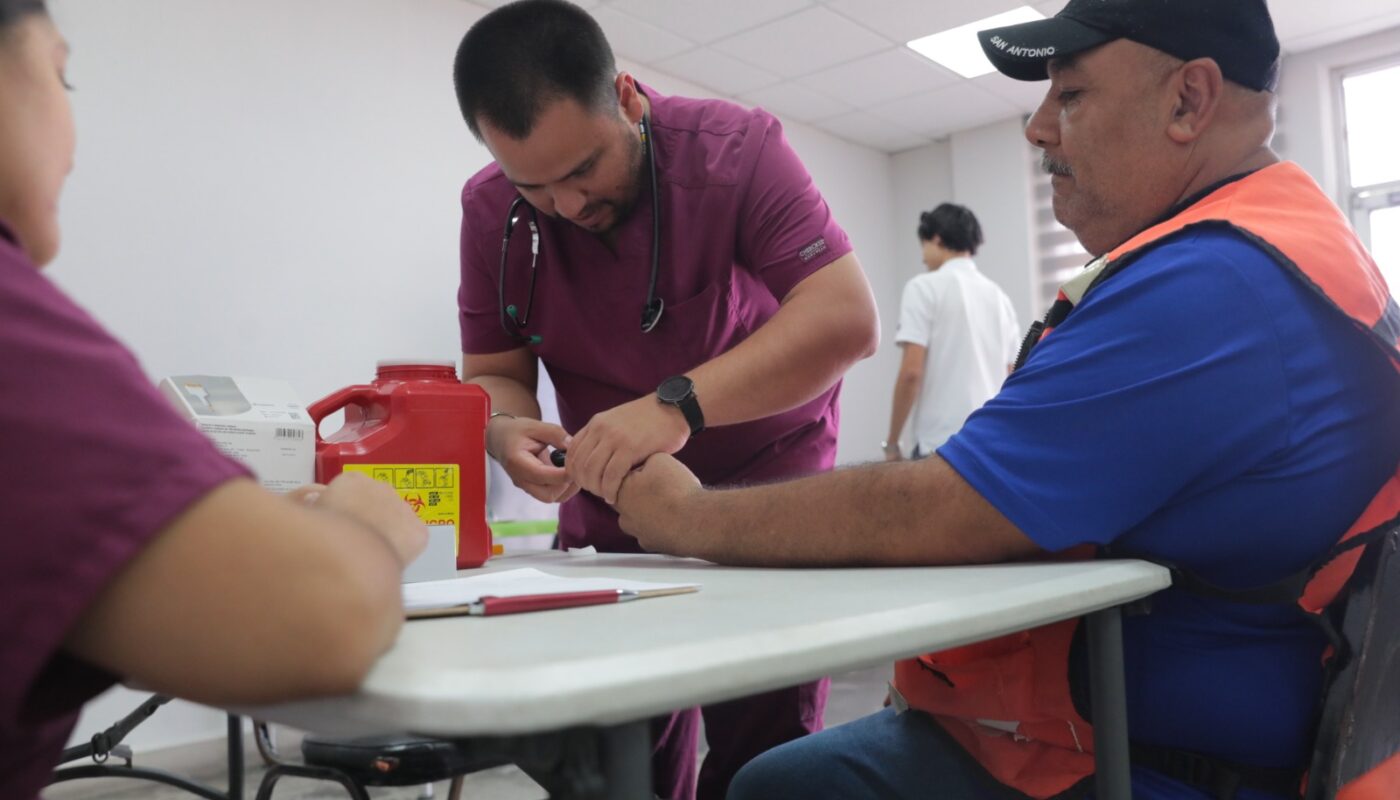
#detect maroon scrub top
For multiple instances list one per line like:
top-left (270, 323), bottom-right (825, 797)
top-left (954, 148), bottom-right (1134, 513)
top-left (0, 221), bottom-right (248, 799)
top-left (459, 87), bottom-right (853, 551)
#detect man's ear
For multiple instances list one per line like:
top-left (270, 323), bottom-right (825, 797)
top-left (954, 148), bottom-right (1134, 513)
top-left (1166, 59), bottom-right (1224, 144)
top-left (616, 72), bottom-right (645, 125)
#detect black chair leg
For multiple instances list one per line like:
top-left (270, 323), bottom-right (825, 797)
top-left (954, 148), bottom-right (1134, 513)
top-left (254, 763), bottom-right (372, 800)
top-left (51, 698), bottom-right (246, 800)
top-left (228, 714), bottom-right (244, 800)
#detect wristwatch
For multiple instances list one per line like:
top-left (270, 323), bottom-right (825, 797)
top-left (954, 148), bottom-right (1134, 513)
top-left (657, 375), bottom-right (705, 436)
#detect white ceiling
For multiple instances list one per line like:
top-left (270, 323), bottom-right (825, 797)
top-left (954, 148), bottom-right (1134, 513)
top-left (467, 0), bottom-right (1400, 153)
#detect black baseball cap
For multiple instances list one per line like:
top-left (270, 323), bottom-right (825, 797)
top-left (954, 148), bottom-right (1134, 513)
top-left (977, 0), bottom-right (1280, 92)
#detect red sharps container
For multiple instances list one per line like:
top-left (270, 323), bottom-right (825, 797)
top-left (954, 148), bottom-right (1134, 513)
top-left (309, 360), bottom-right (492, 569)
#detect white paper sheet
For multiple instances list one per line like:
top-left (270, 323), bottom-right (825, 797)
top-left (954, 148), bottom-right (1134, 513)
top-left (402, 567), bottom-right (700, 611)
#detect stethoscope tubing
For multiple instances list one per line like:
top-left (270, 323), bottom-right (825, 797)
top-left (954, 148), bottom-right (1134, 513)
top-left (498, 114), bottom-right (664, 345)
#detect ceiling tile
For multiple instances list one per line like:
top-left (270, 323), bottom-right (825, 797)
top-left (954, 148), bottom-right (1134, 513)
top-left (798, 47), bottom-right (961, 108)
top-left (815, 110), bottom-right (931, 152)
top-left (655, 48), bottom-right (783, 96)
top-left (822, 0), bottom-right (1027, 45)
top-left (973, 71), bottom-right (1050, 112)
top-left (739, 82), bottom-right (854, 124)
top-left (1271, 0), bottom-right (1400, 53)
top-left (607, 0), bottom-right (815, 45)
top-left (711, 6), bottom-right (892, 79)
top-left (591, 6), bottom-right (696, 64)
top-left (867, 81), bottom-right (1019, 139)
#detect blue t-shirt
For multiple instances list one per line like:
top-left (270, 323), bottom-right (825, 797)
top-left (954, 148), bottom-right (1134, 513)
top-left (939, 228), bottom-right (1400, 800)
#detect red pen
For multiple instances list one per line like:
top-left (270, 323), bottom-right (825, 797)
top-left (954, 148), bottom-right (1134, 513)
top-left (465, 589), bottom-right (642, 616)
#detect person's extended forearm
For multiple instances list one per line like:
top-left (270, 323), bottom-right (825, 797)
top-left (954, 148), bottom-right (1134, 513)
top-left (688, 258), bottom-right (879, 427)
top-left (469, 375), bottom-right (542, 419)
top-left (887, 375), bottom-right (920, 446)
top-left (673, 456), bottom-right (1036, 568)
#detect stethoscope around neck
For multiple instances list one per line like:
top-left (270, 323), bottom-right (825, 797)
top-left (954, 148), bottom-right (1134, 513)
top-left (497, 115), bottom-right (664, 346)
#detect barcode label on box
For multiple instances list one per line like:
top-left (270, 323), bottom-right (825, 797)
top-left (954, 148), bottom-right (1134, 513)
top-left (275, 427), bottom-right (305, 440)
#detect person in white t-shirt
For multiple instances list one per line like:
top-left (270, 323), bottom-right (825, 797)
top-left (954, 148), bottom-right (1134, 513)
top-left (884, 204), bottom-right (1022, 460)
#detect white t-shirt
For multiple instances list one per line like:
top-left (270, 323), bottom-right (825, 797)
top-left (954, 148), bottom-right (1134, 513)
top-left (895, 258), bottom-right (1022, 452)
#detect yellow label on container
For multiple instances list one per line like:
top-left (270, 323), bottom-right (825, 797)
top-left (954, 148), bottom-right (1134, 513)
top-left (343, 464), bottom-right (460, 535)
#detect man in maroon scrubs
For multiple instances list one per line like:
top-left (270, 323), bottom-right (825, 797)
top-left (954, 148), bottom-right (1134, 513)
top-left (451, 3), bottom-right (881, 797)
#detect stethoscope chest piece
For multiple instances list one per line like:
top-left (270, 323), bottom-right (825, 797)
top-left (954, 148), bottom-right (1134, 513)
top-left (641, 297), bottom-right (664, 333)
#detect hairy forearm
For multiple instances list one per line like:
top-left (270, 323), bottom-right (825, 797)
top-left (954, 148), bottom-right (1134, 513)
top-left (675, 456), bottom-right (1035, 568)
top-left (689, 256), bottom-right (879, 427)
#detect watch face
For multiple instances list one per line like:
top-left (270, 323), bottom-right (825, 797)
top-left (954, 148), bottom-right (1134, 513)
top-left (658, 375), bottom-right (693, 403)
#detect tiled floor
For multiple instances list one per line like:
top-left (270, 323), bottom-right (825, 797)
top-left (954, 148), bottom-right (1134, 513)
top-left (42, 665), bottom-right (892, 799)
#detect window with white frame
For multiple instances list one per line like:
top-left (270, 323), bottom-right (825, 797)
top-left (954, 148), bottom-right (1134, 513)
top-left (1339, 58), bottom-right (1400, 289)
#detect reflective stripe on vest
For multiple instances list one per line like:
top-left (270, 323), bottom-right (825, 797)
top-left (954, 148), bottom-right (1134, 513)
top-left (892, 162), bottom-right (1400, 800)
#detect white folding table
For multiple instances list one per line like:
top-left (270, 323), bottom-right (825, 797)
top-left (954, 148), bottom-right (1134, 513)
top-left (240, 551), bottom-right (1170, 799)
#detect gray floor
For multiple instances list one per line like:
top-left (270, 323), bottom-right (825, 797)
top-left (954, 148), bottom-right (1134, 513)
top-left (42, 665), bottom-right (892, 799)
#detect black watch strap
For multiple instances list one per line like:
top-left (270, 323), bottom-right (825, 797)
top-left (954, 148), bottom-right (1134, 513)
top-left (674, 393), bottom-right (704, 435)
top-left (657, 376), bottom-right (705, 435)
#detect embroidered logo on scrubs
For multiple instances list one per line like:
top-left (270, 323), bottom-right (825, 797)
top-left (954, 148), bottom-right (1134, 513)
top-left (798, 237), bottom-right (828, 263)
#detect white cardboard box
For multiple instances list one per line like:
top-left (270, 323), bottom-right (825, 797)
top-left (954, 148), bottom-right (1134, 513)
top-left (161, 375), bottom-right (453, 583)
top-left (161, 375), bottom-right (314, 494)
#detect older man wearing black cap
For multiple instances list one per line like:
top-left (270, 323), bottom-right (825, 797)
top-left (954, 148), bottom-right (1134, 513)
top-left (614, 2), bottom-right (1400, 798)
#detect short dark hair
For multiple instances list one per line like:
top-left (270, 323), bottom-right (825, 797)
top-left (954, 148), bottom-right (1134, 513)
top-left (917, 203), bottom-right (984, 255)
top-left (453, 0), bottom-right (618, 140)
top-left (0, 0), bottom-right (46, 34)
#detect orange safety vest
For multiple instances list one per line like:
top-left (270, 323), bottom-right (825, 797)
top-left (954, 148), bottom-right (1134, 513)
top-left (891, 162), bottom-right (1400, 800)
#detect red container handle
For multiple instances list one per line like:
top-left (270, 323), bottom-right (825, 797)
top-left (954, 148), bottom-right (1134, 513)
top-left (307, 385), bottom-right (381, 444)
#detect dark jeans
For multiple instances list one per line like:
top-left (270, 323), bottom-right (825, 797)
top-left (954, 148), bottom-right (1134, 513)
top-left (652, 679), bottom-right (829, 800)
top-left (725, 707), bottom-right (1033, 800)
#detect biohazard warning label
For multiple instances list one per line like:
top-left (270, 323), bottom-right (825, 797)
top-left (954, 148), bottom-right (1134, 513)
top-left (342, 463), bottom-right (459, 530)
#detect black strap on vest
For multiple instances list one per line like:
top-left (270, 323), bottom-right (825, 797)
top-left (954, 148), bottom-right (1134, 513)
top-left (1129, 743), bottom-right (1303, 800)
top-left (1098, 519), bottom-right (1400, 800)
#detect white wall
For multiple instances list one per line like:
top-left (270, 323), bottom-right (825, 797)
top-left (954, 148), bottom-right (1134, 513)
top-left (888, 117), bottom-right (1037, 334)
top-left (48, 0), bottom-right (900, 752)
top-left (50, 0), bottom-right (490, 394)
top-left (1276, 24), bottom-right (1400, 203)
top-left (889, 141), bottom-right (954, 305)
top-left (949, 119), bottom-right (1037, 328)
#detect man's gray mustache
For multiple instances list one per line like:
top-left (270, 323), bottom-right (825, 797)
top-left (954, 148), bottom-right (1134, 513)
top-left (1040, 153), bottom-right (1073, 177)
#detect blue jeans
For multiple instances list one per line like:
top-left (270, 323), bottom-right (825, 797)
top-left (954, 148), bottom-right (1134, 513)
top-left (726, 707), bottom-right (1033, 800)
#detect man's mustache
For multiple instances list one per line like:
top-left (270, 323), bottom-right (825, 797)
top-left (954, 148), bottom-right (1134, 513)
top-left (1041, 153), bottom-right (1073, 178)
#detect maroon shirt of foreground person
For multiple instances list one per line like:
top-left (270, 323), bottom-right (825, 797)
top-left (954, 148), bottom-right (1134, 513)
top-left (0, 220), bottom-right (249, 800)
top-left (459, 86), bottom-right (852, 551)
